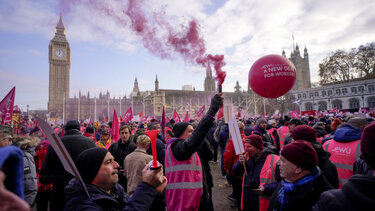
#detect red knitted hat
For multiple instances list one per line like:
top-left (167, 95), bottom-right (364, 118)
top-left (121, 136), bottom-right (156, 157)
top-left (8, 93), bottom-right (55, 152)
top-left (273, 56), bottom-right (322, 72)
top-left (291, 125), bottom-right (317, 143)
top-left (280, 140), bottom-right (318, 171)
top-left (245, 134), bottom-right (263, 150)
top-left (361, 122), bottom-right (375, 169)
top-left (331, 118), bottom-right (342, 131)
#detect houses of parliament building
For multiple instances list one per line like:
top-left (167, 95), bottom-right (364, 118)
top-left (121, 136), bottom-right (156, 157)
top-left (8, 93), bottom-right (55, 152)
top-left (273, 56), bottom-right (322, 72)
top-left (48, 16), bottom-right (312, 122)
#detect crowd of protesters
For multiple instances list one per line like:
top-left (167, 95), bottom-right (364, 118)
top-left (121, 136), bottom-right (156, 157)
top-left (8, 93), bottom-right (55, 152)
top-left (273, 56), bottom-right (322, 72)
top-left (1, 94), bottom-right (375, 211)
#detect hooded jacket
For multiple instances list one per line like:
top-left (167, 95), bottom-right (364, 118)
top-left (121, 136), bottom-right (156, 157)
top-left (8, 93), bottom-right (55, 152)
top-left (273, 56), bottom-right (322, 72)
top-left (313, 174), bottom-right (375, 211)
top-left (333, 124), bottom-right (362, 143)
top-left (13, 137), bottom-right (41, 205)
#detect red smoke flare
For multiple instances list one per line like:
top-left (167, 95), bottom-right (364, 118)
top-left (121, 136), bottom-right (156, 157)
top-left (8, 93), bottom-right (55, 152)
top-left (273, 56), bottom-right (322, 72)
top-left (59, 0), bottom-right (226, 85)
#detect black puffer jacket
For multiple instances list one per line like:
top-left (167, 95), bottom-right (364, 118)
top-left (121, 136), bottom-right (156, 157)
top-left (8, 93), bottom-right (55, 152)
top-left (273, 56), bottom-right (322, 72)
top-left (311, 142), bottom-right (339, 189)
top-left (313, 174), bottom-right (375, 211)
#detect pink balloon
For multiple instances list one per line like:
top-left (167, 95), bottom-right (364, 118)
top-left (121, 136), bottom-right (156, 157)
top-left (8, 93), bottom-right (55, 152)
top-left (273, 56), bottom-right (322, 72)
top-left (249, 55), bottom-right (296, 98)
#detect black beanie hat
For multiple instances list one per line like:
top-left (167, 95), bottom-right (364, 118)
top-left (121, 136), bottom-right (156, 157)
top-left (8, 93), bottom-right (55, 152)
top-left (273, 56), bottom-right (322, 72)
top-left (65, 120), bottom-right (80, 131)
top-left (173, 122), bottom-right (190, 138)
top-left (75, 147), bottom-right (108, 184)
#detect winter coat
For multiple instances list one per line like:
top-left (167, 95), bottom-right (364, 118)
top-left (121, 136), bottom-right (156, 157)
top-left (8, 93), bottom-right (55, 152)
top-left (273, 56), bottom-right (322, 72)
top-left (245, 124), bottom-right (254, 136)
top-left (353, 158), bottom-right (373, 175)
top-left (311, 142), bottom-right (339, 189)
top-left (123, 149), bottom-right (153, 196)
top-left (13, 137), bottom-right (40, 206)
top-left (218, 125), bottom-right (229, 150)
top-left (108, 139), bottom-right (136, 170)
top-left (197, 138), bottom-right (215, 211)
top-left (0, 146), bottom-right (25, 199)
top-left (64, 178), bottom-right (159, 211)
top-left (333, 124), bottom-right (362, 143)
top-left (224, 133), bottom-right (247, 175)
top-left (233, 149), bottom-right (278, 211)
top-left (169, 114), bottom-right (215, 211)
top-left (314, 127), bottom-right (328, 138)
top-left (313, 174), bottom-right (375, 211)
top-left (268, 173), bottom-right (333, 211)
top-left (41, 129), bottom-right (96, 211)
top-left (34, 140), bottom-right (53, 192)
top-left (252, 126), bottom-right (274, 148)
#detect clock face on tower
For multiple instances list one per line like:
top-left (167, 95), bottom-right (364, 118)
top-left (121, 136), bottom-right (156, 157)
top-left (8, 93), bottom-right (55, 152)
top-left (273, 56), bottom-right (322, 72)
top-left (54, 49), bottom-right (65, 58)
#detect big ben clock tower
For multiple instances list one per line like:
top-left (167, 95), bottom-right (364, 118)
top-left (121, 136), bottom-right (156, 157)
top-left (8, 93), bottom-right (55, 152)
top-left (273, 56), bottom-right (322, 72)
top-left (48, 15), bottom-right (70, 119)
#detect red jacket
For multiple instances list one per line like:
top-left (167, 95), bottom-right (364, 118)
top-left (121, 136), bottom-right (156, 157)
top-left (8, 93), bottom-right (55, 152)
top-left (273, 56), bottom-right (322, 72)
top-left (224, 133), bottom-right (247, 175)
top-left (83, 132), bottom-right (97, 143)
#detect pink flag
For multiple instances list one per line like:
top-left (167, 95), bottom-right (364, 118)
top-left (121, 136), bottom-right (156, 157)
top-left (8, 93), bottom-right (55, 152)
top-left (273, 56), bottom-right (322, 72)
top-left (173, 110), bottom-right (181, 123)
top-left (0, 87), bottom-right (16, 124)
top-left (142, 116), bottom-right (147, 122)
top-left (195, 105), bottom-right (206, 119)
top-left (123, 107), bottom-right (133, 123)
top-left (111, 109), bottom-right (120, 143)
top-left (290, 109), bottom-right (300, 119)
top-left (166, 116), bottom-right (170, 123)
top-left (183, 111), bottom-right (189, 122)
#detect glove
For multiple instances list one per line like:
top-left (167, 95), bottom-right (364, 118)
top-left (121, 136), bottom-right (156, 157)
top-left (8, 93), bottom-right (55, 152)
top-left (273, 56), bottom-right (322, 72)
top-left (207, 94), bottom-right (223, 116)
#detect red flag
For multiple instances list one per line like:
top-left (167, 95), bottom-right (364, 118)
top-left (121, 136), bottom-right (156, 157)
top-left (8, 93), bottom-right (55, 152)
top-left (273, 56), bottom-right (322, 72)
top-left (123, 107), bottom-right (133, 123)
top-left (139, 112), bottom-right (143, 118)
top-left (183, 111), bottom-right (189, 122)
top-left (173, 110), bottom-right (181, 123)
top-left (195, 105), bottom-right (206, 119)
top-left (142, 116), bottom-right (147, 122)
top-left (32, 120), bottom-right (37, 128)
top-left (111, 109), bottom-right (120, 143)
top-left (216, 106), bottom-right (224, 120)
top-left (0, 86), bottom-right (16, 124)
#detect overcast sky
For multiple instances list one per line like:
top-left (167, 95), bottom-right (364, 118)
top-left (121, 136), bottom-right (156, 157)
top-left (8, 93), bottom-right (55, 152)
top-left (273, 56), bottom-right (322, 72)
top-left (1, 0), bottom-right (374, 110)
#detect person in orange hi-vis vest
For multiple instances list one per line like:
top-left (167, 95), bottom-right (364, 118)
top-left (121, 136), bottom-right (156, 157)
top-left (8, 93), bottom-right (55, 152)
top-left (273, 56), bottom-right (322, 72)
top-left (323, 117), bottom-right (367, 188)
top-left (232, 134), bottom-right (280, 211)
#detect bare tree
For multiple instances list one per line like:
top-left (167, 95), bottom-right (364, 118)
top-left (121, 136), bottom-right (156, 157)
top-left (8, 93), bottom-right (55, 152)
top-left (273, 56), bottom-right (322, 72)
top-left (354, 43), bottom-right (375, 78)
top-left (319, 50), bottom-right (354, 85)
top-left (319, 42), bottom-right (375, 85)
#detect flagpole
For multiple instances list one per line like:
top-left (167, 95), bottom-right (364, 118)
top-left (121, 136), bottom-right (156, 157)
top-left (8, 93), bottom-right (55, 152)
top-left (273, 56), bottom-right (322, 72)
top-left (263, 98), bottom-right (266, 116)
top-left (107, 98), bottom-right (110, 121)
top-left (132, 95), bottom-right (134, 115)
top-left (63, 92), bottom-right (65, 125)
top-left (94, 97), bottom-right (97, 122)
top-left (78, 95), bottom-right (80, 122)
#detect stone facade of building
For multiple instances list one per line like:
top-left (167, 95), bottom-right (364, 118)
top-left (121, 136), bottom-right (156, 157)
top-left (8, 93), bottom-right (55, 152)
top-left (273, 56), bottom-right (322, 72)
top-left (282, 44), bottom-right (311, 90)
top-left (290, 79), bottom-right (375, 112)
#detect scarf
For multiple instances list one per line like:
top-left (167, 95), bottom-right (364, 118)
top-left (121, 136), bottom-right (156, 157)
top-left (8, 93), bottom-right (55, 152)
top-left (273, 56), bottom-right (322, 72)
top-left (274, 167), bottom-right (321, 211)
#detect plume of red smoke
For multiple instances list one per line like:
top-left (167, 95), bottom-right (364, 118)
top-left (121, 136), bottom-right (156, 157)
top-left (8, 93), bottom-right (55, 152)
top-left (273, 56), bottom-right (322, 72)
top-left (59, 0), bottom-right (226, 85)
